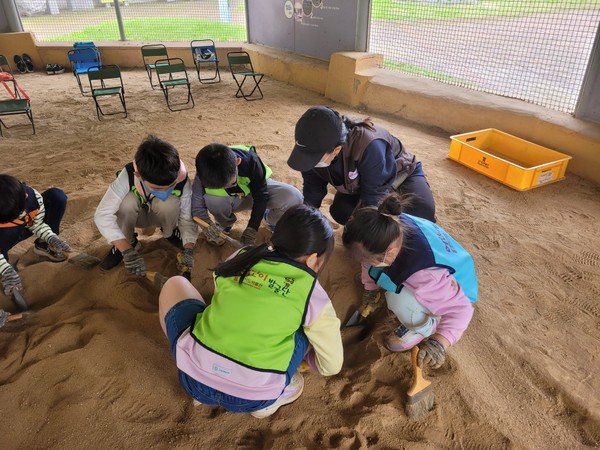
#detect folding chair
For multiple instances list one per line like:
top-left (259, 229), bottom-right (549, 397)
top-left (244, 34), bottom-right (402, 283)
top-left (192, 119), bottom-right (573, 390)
top-left (190, 39), bottom-right (221, 84)
top-left (88, 65), bottom-right (127, 120)
top-left (227, 51), bottom-right (264, 101)
top-left (0, 70), bottom-right (34, 137)
top-left (0, 54), bottom-right (17, 98)
top-left (155, 58), bottom-right (194, 111)
top-left (67, 42), bottom-right (102, 96)
top-left (141, 44), bottom-right (169, 90)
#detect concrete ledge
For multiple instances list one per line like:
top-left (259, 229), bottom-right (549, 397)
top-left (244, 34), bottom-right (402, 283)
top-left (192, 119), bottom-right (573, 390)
top-left (360, 70), bottom-right (600, 184)
top-left (244, 44), bottom-right (329, 95)
top-left (36, 40), bottom-right (245, 68)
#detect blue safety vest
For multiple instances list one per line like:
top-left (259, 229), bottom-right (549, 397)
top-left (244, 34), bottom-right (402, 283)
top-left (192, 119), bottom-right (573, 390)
top-left (368, 214), bottom-right (478, 303)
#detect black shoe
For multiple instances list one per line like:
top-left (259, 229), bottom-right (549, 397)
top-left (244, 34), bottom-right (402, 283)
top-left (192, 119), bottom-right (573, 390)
top-left (165, 227), bottom-right (184, 250)
top-left (22, 54), bottom-right (34, 72)
top-left (100, 234), bottom-right (137, 271)
top-left (100, 246), bottom-right (123, 271)
top-left (13, 55), bottom-right (26, 74)
top-left (46, 64), bottom-right (65, 75)
top-left (33, 239), bottom-right (67, 262)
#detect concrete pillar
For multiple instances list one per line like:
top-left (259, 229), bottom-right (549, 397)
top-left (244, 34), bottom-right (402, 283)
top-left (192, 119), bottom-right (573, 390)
top-left (2, 0), bottom-right (24, 32)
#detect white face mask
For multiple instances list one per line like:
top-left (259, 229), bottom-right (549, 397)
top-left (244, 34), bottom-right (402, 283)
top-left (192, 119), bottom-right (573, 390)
top-left (314, 160), bottom-right (331, 168)
top-left (372, 249), bottom-right (391, 268)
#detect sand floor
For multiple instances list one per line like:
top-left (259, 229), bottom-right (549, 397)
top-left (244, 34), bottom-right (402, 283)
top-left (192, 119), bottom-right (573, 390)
top-left (0, 69), bottom-right (599, 449)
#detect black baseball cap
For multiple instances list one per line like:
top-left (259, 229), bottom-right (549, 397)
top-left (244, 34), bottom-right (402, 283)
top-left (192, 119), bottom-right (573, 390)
top-left (287, 106), bottom-right (343, 172)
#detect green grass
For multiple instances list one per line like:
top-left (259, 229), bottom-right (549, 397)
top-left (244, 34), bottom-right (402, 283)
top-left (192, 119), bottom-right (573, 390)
top-left (372, 0), bottom-right (600, 21)
top-left (41, 18), bottom-right (246, 42)
top-left (384, 59), bottom-right (473, 85)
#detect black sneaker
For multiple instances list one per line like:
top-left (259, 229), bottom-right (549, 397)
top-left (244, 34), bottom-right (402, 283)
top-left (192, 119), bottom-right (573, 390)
top-left (100, 246), bottom-right (123, 271)
top-left (33, 239), bottom-right (67, 262)
top-left (100, 234), bottom-right (137, 271)
top-left (165, 227), bottom-right (184, 250)
top-left (46, 64), bottom-right (65, 75)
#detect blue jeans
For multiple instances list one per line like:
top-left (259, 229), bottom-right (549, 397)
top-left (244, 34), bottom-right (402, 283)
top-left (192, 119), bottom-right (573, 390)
top-left (164, 298), bottom-right (309, 413)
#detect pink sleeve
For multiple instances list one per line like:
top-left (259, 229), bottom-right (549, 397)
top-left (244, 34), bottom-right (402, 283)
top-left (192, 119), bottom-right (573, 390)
top-left (404, 268), bottom-right (474, 345)
top-left (361, 263), bottom-right (379, 291)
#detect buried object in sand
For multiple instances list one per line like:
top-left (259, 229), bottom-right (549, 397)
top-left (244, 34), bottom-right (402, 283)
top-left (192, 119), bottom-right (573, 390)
top-left (66, 251), bottom-right (102, 269)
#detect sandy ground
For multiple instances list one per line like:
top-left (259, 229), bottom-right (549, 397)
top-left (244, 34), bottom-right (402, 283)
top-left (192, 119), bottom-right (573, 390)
top-left (0, 69), bottom-right (599, 449)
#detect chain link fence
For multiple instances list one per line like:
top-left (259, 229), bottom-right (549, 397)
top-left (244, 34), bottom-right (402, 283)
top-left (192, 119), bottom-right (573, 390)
top-left (17, 0), bottom-right (246, 42)
top-left (369, 0), bottom-right (600, 113)
top-left (15, 0), bottom-right (600, 113)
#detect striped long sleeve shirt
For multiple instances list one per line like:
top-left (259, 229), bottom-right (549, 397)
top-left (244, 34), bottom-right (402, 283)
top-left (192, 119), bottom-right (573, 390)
top-left (0, 189), bottom-right (56, 275)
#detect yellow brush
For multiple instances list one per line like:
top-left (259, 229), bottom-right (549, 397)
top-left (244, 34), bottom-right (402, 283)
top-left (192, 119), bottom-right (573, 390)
top-left (405, 346), bottom-right (435, 419)
top-left (146, 271), bottom-right (169, 289)
top-left (193, 216), bottom-right (243, 248)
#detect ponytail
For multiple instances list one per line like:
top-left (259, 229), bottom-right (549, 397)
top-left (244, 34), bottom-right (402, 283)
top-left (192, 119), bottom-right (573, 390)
top-left (214, 204), bottom-right (334, 284)
top-left (214, 243), bottom-right (270, 283)
top-left (342, 115), bottom-right (375, 133)
top-left (342, 192), bottom-right (409, 254)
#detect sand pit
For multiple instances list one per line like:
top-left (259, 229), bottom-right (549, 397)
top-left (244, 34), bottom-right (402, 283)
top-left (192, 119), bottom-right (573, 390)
top-left (1, 69), bottom-right (599, 449)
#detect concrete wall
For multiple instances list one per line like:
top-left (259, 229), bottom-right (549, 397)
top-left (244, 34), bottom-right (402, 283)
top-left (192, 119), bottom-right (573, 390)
top-left (246, 0), bottom-right (370, 61)
top-left (0, 32), bottom-right (598, 185)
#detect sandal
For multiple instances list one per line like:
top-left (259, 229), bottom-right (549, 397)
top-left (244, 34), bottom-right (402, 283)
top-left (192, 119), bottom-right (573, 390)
top-left (22, 54), bottom-right (34, 72)
top-left (13, 55), bottom-right (26, 74)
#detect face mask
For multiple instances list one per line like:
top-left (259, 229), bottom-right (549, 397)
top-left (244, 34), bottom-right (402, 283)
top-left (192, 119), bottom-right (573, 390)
top-left (314, 160), bottom-right (331, 168)
top-left (373, 262), bottom-right (391, 268)
top-left (148, 185), bottom-right (175, 201)
top-left (372, 249), bottom-right (391, 268)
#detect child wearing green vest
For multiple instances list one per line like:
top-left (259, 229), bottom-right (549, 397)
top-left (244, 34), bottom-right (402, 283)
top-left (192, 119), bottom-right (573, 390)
top-left (192, 143), bottom-right (303, 246)
top-left (158, 204), bottom-right (343, 418)
top-left (94, 135), bottom-right (197, 276)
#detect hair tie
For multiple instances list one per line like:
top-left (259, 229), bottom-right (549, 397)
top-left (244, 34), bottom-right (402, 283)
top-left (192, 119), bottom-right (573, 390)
top-left (267, 245), bottom-right (275, 252)
top-left (380, 212), bottom-right (400, 222)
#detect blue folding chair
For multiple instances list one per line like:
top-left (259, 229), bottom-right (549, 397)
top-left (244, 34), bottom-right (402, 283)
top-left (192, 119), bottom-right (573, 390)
top-left (67, 42), bottom-right (102, 96)
top-left (190, 39), bottom-right (221, 84)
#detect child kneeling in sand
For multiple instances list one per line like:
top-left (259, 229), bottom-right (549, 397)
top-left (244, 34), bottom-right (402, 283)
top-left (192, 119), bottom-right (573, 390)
top-left (0, 174), bottom-right (72, 297)
top-left (342, 193), bottom-right (477, 369)
top-left (94, 135), bottom-right (197, 277)
top-left (158, 204), bottom-right (343, 418)
top-left (192, 143), bottom-right (303, 246)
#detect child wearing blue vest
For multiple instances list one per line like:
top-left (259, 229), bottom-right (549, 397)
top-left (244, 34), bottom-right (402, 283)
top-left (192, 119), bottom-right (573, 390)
top-left (342, 193), bottom-right (476, 369)
top-left (192, 143), bottom-right (303, 246)
top-left (158, 204), bottom-right (343, 418)
top-left (94, 135), bottom-right (197, 276)
top-left (0, 174), bottom-right (71, 297)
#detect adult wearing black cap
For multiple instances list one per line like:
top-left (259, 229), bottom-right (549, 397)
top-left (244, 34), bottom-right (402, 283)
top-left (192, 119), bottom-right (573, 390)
top-left (287, 106), bottom-right (435, 225)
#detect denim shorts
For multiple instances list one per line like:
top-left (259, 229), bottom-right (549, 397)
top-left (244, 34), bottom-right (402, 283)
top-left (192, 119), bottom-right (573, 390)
top-left (164, 299), bottom-right (310, 413)
top-left (164, 298), bottom-right (207, 357)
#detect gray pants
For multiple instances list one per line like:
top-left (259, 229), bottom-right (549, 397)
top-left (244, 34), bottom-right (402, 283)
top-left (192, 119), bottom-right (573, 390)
top-left (385, 287), bottom-right (439, 337)
top-left (205, 179), bottom-right (303, 228)
top-left (117, 191), bottom-right (180, 242)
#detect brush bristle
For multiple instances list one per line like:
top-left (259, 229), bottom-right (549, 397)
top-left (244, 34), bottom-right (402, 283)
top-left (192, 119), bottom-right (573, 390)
top-left (405, 386), bottom-right (435, 419)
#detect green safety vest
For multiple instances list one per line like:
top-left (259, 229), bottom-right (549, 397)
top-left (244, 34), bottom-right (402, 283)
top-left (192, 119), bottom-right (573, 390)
top-left (191, 255), bottom-right (316, 373)
top-left (204, 145), bottom-right (272, 198)
top-left (121, 162), bottom-right (187, 207)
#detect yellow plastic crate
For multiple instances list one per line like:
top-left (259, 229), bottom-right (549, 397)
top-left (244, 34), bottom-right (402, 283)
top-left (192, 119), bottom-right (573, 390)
top-left (448, 128), bottom-right (572, 191)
